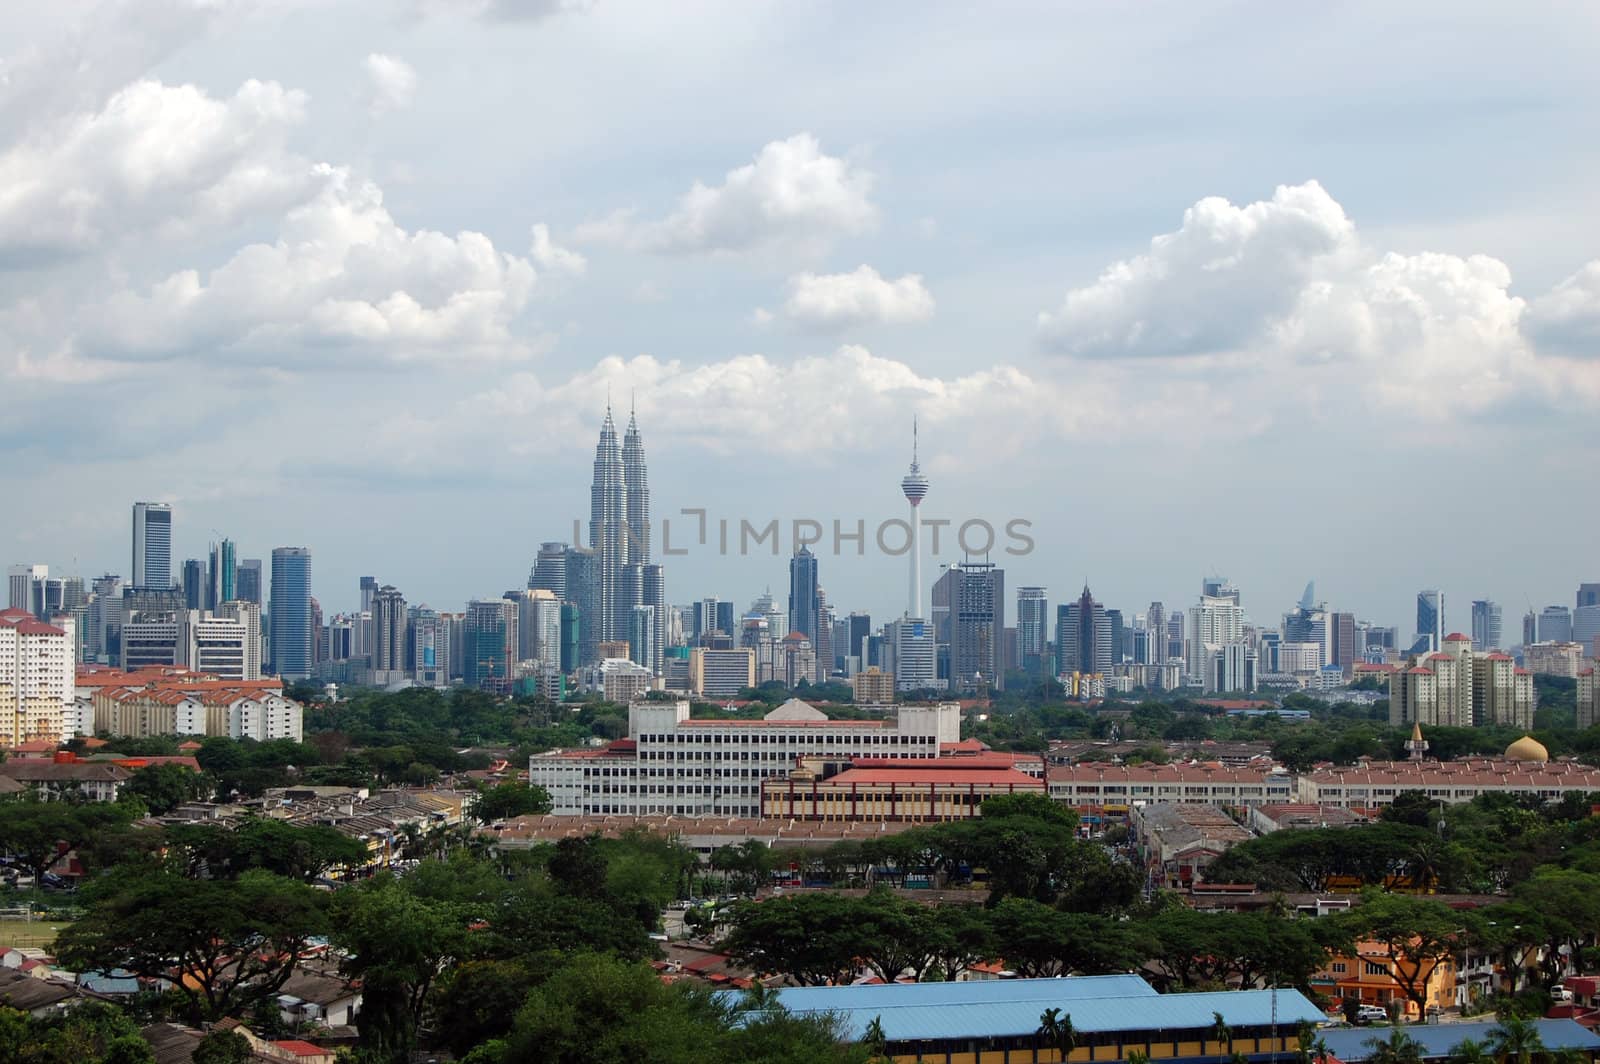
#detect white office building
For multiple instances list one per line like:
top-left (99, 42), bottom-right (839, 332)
top-left (530, 698), bottom-right (962, 817)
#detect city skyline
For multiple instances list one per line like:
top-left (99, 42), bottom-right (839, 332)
top-left (3, 3), bottom-right (1598, 641)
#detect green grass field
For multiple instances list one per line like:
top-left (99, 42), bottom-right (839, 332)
top-left (0, 916), bottom-right (69, 951)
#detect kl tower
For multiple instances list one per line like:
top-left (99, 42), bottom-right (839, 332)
top-left (901, 419), bottom-right (929, 619)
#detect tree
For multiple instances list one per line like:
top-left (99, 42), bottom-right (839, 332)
top-left (328, 876), bottom-right (471, 1063)
top-left (0, 1001), bottom-right (156, 1064)
top-left (1448, 1037), bottom-right (1495, 1064)
top-left (1364, 1028), bottom-right (1423, 1064)
top-left (165, 818), bottom-right (369, 882)
top-left (1338, 893), bottom-right (1475, 1018)
top-left (980, 792), bottom-right (1079, 829)
top-left (724, 894), bottom-right (865, 986)
top-left (191, 1030), bottom-right (253, 1064)
top-left (1510, 870), bottom-right (1600, 986)
top-left (56, 867), bottom-right (326, 1021)
top-left (123, 762), bottom-right (210, 814)
top-left (1037, 1008), bottom-right (1077, 1061)
top-left (1487, 1017), bottom-right (1546, 1064)
top-left (472, 781), bottom-right (553, 823)
top-left (0, 799), bottom-right (136, 883)
top-left (1212, 1012), bottom-right (1233, 1057)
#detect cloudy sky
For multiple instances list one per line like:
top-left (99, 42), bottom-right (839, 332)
top-left (4, 0), bottom-right (1599, 636)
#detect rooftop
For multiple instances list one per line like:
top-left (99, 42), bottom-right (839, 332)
top-left (1320, 1020), bottom-right (1600, 1062)
top-left (730, 978), bottom-right (1322, 1044)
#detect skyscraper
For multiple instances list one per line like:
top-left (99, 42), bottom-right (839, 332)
top-left (788, 546), bottom-right (819, 640)
top-left (1523, 610), bottom-right (1537, 648)
top-left (590, 407), bottom-right (626, 647)
top-left (371, 585), bottom-right (408, 683)
top-left (464, 598), bottom-right (518, 694)
top-left (1416, 589), bottom-right (1444, 653)
top-left (901, 420), bottom-right (929, 621)
top-left (181, 559), bottom-right (205, 610)
top-left (1580, 583), bottom-right (1600, 610)
top-left (1016, 587), bottom-right (1049, 674)
top-left (623, 405), bottom-right (650, 566)
top-left (268, 547), bottom-right (312, 680)
top-left (529, 542), bottom-right (569, 597)
top-left (1470, 600), bottom-right (1503, 651)
top-left (564, 546), bottom-right (599, 666)
top-left (1146, 601), bottom-right (1167, 664)
top-left (236, 559), bottom-right (263, 605)
top-left (207, 539), bottom-right (236, 611)
top-left (1058, 585), bottom-right (1111, 675)
top-left (132, 502), bottom-right (172, 589)
top-left (948, 561), bottom-right (1005, 690)
top-left (1539, 605), bottom-right (1573, 644)
top-left (7, 565), bottom-right (47, 615)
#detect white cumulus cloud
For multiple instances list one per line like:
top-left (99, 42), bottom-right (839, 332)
top-left (78, 165), bottom-right (541, 366)
top-left (363, 53), bottom-right (417, 115)
top-left (577, 134), bottom-right (876, 257)
top-left (1033, 180), bottom-right (1600, 417)
top-left (0, 78), bottom-right (318, 267)
top-left (781, 265), bottom-right (934, 331)
top-left (529, 222), bottom-right (585, 276)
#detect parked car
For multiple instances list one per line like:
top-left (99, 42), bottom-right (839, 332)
top-left (1356, 1005), bottom-right (1390, 1024)
top-left (1553, 985), bottom-right (1573, 1002)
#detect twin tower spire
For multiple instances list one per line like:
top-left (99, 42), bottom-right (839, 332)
top-left (591, 398), bottom-right (655, 650)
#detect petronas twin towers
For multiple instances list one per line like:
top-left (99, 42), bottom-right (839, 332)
top-left (590, 404), bottom-right (664, 672)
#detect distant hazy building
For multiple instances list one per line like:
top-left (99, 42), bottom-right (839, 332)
top-left (236, 559), bottom-right (263, 605)
top-left (1581, 583), bottom-right (1600, 610)
top-left (1420, 585), bottom-right (1446, 652)
top-left (1207, 642), bottom-right (1258, 694)
top-left (268, 547), bottom-right (313, 680)
top-left (1574, 606), bottom-right (1600, 658)
top-left (887, 617), bottom-right (938, 693)
top-left (207, 539), bottom-right (236, 611)
top-left (1058, 585), bottom-right (1111, 675)
top-left (408, 606), bottom-right (450, 687)
top-left (945, 561), bottom-right (1005, 691)
top-left (528, 542), bottom-right (569, 598)
top-left (132, 502), bottom-right (173, 589)
top-left (1580, 667), bottom-right (1599, 730)
top-left (1539, 606), bottom-right (1573, 644)
top-left (1471, 600), bottom-right (1503, 651)
top-left (1524, 641), bottom-right (1585, 678)
top-left (788, 547), bottom-right (819, 642)
top-left (464, 598), bottom-right (518, 694)
top-left (851, 666), bottom-right (895, 703)
top-left (689, 647), bottom-right (755, 698)
top-left (370, 585), bottom-right (408, 685)
top-left (1523, 610), bottom-right (1538, 648)
top-left (1016, 587), bottom-right (1049, 674)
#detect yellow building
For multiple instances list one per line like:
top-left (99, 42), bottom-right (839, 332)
top-left (851, 666), bottom-right (896, 704)
top-left (1315, 938), bottom-right (1457, 1021)
top-left (760, 754), bottom-right (1044, 822)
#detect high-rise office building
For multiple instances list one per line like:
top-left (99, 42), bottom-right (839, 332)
top-left (529, 542), bottom-right (569, 597)
top-left (1147, 601), bottom-right (1168, 664)
top-left (948, 561), bottom-right (1005, 690)
top-left (1470, 600), bottom-right (1503, 651)
top-left (846, 612), bottom-right (872, 670)
top-left (590, 408), bottom-right (626, 647)
top-left (1539, 605), bottom-right (1573, 644)
top-left (236, 559), bottom-right (263, 605)
top-left (371, 585), bottom-right (408, 683)
top-left (7, 564), bottom-right (47, 615)
top-left (789, 547), bottom-right (819, 640)
top-left (1523, 610), bottom-right (1538, 648)
top-left (181, 559), bottom-right (206, 610)
top-left (514, 588), bottom-right (563, 672)
top-left (1573, 606), bottom-right (1600, 657)
top-left (268, 547), bottom-right (312, 680)
top-left (629, 605), bottom-right (658, 674)
top-left (1016, 588), bottom-right (1049, 675)
top-left (132, 502), bottom-right (173, 589)
top-left (564, 546), bottom-right (599, 666)
top-left (464, 598), bottom-right (518, 693)
top-left (623, 406), bottom-right (650, 567)
top-left (1580, 583), bottom-right (1600, 610)
top-left (207, 539), bottom-right (236, 610)
top-left (1415, 589), bottom-right (1444, 654)
top-left (1057, 585), bottom-right (1111, 675)
top-left (1329, 611), bottom-right (1358, 671)
top-left (409, 605), bottom-right (450, 687)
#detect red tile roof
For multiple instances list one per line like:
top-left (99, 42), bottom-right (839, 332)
top-left (0, 609), bottom-right (65, 636)
top-left (829, 766), bottom-right (1043, 786)
top-left (273, 1041), bottom-right (331, 1058)
top-left (1444, 633), bottom-right (1471, 642)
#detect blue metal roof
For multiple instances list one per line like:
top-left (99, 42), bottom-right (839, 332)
top-left (722, 978), bottom-right (1323, 1043)
top-left (1320, 1020), bottom-right (1600, 1062)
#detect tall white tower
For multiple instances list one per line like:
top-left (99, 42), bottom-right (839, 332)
top-left (901, 420), bottom-right (929, 619)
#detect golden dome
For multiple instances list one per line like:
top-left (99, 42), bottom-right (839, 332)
top-left (1505, 736), bottom-right (1549, 762)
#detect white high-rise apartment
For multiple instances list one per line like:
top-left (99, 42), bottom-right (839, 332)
top-left (0, 607), bottom-right (73, 744)
top-left (218, 600), bottom-right (263, 680)
top-left (1187, 593), bottom-right (1244, 684)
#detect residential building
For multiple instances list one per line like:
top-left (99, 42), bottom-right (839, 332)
top-left (370, 585), bottom-right (408, 685)
top-left (268, 547), bottom-right (313, 680)
top-left (0, 758), bottom-right (131, 801)
top-left (1208, 642), bottom-right (1258, 694)
top-left (0, 608), bottom-right (73, 745)
top-left (1315, 940), bottom-right (1456, 1021)
top-left (688, 647), bottom-right (755, 698)
top-left (851, 666), bottom-right (895, 704)
top-left (515, 589), bottom-right (562, 672)
top-left (131, 502), bottom-right (173, 589)
top-left (1578, 667), bottom-right (1598, 730)
top-left (530, 697), bottom-right (960, 817)
top-left (578, 657), bottom-right (654, 702)
top-left (1470, 600), bottom-right (1502, 651)
top-left (1523, 641), bottom-right (1585, 678)
top-left (1130, 803), bottom-right (1253, 890)
top-left (1294, 750), bottom-right (1600, 809)
top-left (1390, 633), bottom-right (1533, 729)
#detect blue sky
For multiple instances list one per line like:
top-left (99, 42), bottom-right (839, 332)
top-left (3, 0), bottom-right (1598, 635)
